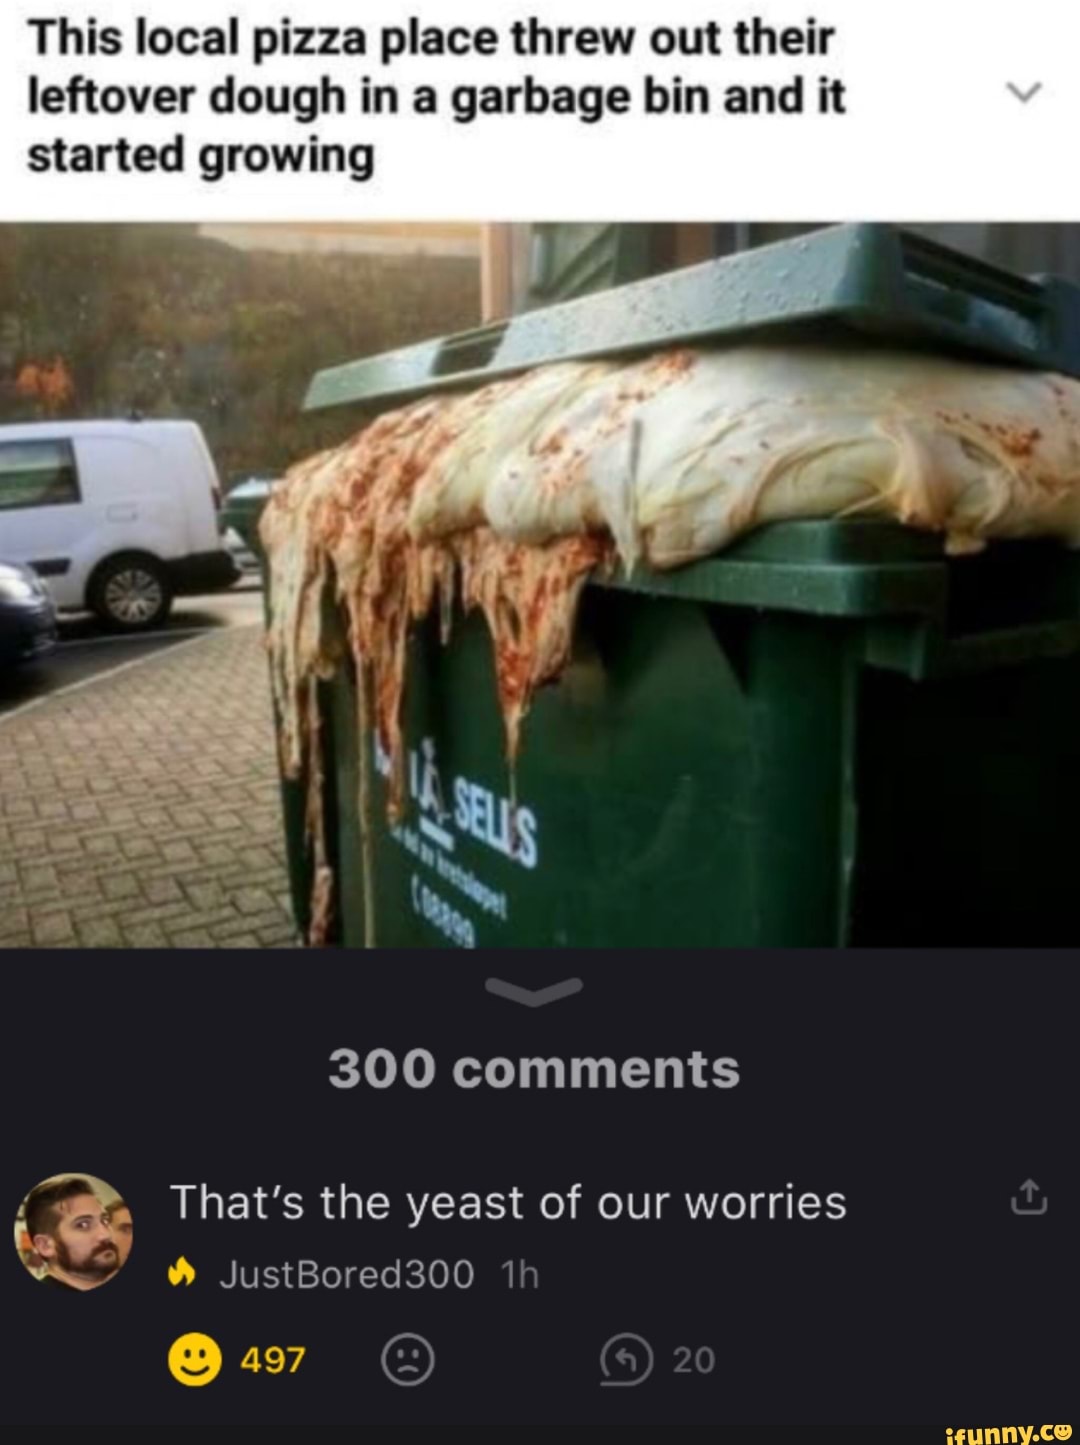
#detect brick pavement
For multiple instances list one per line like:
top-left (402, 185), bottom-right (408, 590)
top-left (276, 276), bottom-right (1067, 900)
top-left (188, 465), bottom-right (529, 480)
top-left (0, 626), bottom-right (297, 948)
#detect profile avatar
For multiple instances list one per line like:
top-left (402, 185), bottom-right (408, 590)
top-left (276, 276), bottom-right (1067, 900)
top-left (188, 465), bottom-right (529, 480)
top-left (16, 1175), bottom-right (131, 1291)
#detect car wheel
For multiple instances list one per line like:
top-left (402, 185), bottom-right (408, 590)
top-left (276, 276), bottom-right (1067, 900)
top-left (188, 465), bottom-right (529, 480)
top-left (88, 554), bottom-right (173, 631)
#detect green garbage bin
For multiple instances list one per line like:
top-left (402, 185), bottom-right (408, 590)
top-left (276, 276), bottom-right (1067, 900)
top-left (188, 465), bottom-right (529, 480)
top-left (308, 521), bottom-right (1079, 948)
top-left (273, 224), bottom-right (1080, 948)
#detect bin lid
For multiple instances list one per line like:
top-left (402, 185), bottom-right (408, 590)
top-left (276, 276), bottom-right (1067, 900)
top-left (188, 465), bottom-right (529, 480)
top-left (304, 224), bottom-right (1080, 414)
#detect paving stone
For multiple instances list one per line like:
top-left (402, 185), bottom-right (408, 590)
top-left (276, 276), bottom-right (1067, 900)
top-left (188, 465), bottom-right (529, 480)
top-left (184, 880), bottom-right (225, 910)
top-left (76, 917), bottom-right (124, 948)
top-left (69, 801), bottom-right (103, 822)
top-left (124, 922), bottom-right (168, 947)
top-left (143, 877), bottom-right (185, 906)
top-left (32, 912), bottom-right (76, 946)
top-left (0, 627), bottom-right (296, 950)
top-left (0, 905), bottom-right (31, 941)
top-left (101, 873), bottom-right (142, 902)
top-left (36, 800), bottom-right (70, 822)
top-left (257, 923), bottom-right (297, 946)
top-left (19, 863), bottom-right (59, 896)
top-left (232, 886), bottom-right (275, 915)
top-left (168, 927), bottom-right (217, 947)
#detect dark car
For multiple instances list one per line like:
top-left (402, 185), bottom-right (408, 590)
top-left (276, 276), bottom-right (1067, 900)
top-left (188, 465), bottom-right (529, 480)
top-left (0, 560), bottom-right (58, 669)
top-left (221, 477), bottom-right (275, 576)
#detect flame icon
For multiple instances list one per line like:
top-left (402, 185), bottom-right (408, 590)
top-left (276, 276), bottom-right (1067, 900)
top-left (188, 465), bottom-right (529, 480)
top-left (168, 1255), bottom-right (196, 1287)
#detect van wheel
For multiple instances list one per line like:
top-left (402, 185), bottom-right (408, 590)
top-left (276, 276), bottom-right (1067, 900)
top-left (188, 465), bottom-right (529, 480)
top-left (88, 554), bottom-right (173, 631)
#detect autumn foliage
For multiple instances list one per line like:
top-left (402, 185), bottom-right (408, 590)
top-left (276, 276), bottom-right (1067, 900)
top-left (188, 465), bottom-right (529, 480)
top-left (0, 224), bottom-right (479, 483)
top-left (15, 357), bottom-right (75, 414)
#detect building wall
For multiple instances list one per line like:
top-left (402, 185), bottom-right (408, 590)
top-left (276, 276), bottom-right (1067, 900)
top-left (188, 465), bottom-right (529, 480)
top-left (482, 222), bottom-right (1080, 316)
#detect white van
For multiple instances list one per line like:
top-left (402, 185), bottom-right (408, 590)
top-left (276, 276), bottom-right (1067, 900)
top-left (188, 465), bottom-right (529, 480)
top-left (0, 419), bottom-right (238, 630)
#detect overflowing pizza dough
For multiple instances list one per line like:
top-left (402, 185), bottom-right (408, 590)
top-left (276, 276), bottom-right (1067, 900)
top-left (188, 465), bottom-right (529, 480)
top-left (259, 343), bottom-right (1080, 941)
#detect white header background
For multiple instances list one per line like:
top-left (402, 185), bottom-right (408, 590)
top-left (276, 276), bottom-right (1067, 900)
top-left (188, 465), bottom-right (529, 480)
top-left (0, 0), bottom-right (1075, 220)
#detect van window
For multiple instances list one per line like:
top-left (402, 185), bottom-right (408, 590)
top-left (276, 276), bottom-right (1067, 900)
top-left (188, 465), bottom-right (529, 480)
top-left (0, 439), bottom-right (80, 511)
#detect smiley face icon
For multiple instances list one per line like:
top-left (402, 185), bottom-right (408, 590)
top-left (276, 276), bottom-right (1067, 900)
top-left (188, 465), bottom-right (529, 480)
top-left (167, 1332), bottom-right (223, 1387)
top-left (380, 1332), bottom-right (435, 1387)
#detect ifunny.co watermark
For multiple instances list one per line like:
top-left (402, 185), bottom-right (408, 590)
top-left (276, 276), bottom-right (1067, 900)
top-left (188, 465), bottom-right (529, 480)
top-left (946, 1429), bottom-right (1071, 1445)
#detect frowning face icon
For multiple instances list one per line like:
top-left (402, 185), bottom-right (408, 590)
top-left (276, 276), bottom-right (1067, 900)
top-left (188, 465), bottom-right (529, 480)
top-left (380, 1332), bottom-right (435, 1386)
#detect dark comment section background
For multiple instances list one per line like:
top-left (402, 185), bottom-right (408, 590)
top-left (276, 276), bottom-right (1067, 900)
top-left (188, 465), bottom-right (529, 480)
top-left (2, 954), bottom-right (1072, 1429)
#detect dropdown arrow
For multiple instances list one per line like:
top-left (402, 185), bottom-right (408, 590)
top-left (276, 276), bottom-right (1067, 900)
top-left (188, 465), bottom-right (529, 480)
top-left (1007, 82), bottom-right (1044, 103)
top-left (486, 977), bottom-right (584, 1008)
